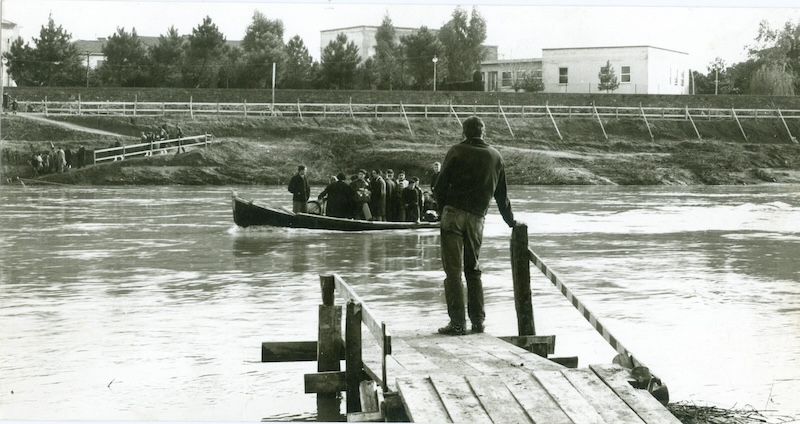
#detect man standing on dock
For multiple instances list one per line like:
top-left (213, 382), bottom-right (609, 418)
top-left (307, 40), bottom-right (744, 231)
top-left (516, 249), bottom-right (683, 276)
top-left (434, 116), bottom-right (516, 336)
top-left (288, 165), bottom-right (311, 213)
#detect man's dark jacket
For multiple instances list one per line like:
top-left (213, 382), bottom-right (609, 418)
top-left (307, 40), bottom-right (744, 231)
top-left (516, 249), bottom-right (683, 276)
top-left (288, 173), bottom-right (310, 202)
top-left (433, 137), bottom-right (515, 226)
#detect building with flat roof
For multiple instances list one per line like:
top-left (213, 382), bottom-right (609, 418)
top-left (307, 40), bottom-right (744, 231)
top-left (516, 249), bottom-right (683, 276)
top-left (481, 45), bottom-right (691, 94)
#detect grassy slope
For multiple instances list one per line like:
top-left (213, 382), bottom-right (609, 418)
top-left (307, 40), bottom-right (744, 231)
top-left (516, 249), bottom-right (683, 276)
top-left (2, 113), bottom-right (800, 186)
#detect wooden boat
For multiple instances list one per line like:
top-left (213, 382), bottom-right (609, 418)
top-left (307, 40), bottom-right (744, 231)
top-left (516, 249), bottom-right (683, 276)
top-left (231, 191), bottom-right (439, 231)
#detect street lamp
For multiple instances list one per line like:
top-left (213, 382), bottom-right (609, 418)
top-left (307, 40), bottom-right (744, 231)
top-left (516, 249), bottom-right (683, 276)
top-left (432, 56), bottom-right (438, 92)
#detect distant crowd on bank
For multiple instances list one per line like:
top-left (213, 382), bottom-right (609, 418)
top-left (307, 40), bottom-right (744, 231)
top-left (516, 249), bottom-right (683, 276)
top-left (30, 144), bottom-right (87, 176)
top-left (288, 163), bottom-right (441, 222)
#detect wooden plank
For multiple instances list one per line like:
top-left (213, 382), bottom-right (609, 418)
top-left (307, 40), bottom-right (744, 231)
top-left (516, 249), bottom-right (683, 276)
top-left (359, 380), bottom-right (379, 413)
top-left (333, 274), bottom-right (391, 352)
top-left (550, 356), bottom-right (579, 368)
top-left (430, 374), bottom-right (493, 423)
top-left (395, 377), bottom-right (452, 423)
top-left (589, 364), bottom-right (683, 424)
top-left (346, 411), bottom-right (384, 422)
top-left (499, 335), bottom-right (556, 355)
top-left (507, 373), bottom-right (575, 424)
top-left (467, 376), bottom-right (533, 423)
top-left (389, 338), bottom-right (444, 373)
top-left (511, 224), bottom-right (535, 336)
top-left (346, 300), bottom-right (364, 413)
top-left (261, 340), bottom-right (345, 362)
top-left (304, 371), bottom-right (346, 393)
top-left (465, 334), bottom-right (564, 372)
top-left (563, 368), bottom-right (645, 424)
top-left (403, 336), bottom-right (483, 376)
top-left (533, 370), bottom-right (605, 424)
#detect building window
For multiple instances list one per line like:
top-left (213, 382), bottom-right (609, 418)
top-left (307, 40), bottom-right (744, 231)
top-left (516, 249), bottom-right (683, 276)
top-left (559, 67), bottom-right (568, 84)
top-left (502, 71), bottom-right (512, 87)
top-left (621, 66), bottom-right (631, 83)
top-left (533, 69), bottom-right (542, 80)
top-left (681, 71), bottom-right (685, 86)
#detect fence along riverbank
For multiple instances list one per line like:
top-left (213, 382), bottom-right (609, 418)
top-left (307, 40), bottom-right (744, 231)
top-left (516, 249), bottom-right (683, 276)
top-left (260, 224), bottom-right (680, 423)
top-left (19, 97), bottom-right (800, 143)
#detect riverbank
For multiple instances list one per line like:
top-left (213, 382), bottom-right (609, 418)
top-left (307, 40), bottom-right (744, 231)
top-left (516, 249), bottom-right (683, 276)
top-left (3, 113), bottom-right (800, 186)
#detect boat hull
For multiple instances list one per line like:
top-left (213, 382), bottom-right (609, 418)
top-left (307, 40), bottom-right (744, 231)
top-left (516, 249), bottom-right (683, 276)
top-left (232, 194), bottom-right (439, 231)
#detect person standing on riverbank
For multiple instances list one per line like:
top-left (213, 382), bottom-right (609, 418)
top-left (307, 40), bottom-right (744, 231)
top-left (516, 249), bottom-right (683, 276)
top-left (287, 165), bottom-right (310, 213)
top-left (434, 116), bottom-right (517, 336)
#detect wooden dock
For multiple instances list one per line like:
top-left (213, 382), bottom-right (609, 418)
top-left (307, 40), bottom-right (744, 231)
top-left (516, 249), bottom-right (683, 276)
top-left (261, 224), bottom-right (681, 423)
top-left (385, 331), bottom-right (680, 423)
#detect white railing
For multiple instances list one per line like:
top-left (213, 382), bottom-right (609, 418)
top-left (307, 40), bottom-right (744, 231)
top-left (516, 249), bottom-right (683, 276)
top-left (18, 99), bottom-right (800, 121)
top-left (93, 134), bottom-right (214, 164)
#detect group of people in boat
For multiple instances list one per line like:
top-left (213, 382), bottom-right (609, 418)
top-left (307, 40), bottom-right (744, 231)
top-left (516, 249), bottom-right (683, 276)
top-left (287, 164), bottom-right (441, 222)
top-left (30, 144), bottom-right (87, 177)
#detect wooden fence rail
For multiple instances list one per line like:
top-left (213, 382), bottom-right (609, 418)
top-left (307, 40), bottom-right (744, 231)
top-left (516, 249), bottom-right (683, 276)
top-left (19, 99), bottom-right (800, 122)
top-left (92, 133), bottom-right (214, 163)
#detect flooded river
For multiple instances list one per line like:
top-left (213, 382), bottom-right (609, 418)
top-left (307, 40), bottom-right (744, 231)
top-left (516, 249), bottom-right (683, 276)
top-left (0, 185), bottom-right (798, 421)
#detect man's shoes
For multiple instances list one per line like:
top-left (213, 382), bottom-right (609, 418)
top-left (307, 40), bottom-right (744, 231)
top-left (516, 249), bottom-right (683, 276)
top-left (471, 323), bottom-right (485, 333)
top-left (437, 322), bottom-right (466, 336)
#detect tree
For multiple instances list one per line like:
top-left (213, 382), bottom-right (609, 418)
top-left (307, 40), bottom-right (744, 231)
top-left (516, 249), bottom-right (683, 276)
top-left (319, 33), bottom-right (361, 89)
top-left (597, 60), bottom-right (620, 93)
top-left (97, 27), bottom-right (149, 87)
top-left (282, 35), bottom-right (315, 89)
top-left (149, 26), bottom-right (185, 87)
top-left (374, 13), bottom-right (401, 90)
top-left (749, 63), bottom-right (795, 95)
top-left (519, 71), bottom-right (544, 93)
top-left (240, 11), bottom-right (286, 89)
top-left (748, 20), bottom-right (800, 93)
top-left (183, 16), bottom-right (227, 88)
top-left (437, 6), bottom-right (487, 83)
top-left (3, 15), bottom-right (83, 86)
top-left (400, 26), bottom-right (443, 89)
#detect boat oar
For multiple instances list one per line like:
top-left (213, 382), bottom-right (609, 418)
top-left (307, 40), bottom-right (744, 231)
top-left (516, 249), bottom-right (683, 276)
top-left (528, 247), bottom-right (670, 404)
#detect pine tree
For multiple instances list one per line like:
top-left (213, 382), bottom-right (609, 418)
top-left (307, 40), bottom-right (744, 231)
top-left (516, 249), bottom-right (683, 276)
top-left (597, 60), bottom-right (620, 93)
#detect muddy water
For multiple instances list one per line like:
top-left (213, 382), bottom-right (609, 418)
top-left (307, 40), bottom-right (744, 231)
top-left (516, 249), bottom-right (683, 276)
top-left (0, 185), bottom-right (798, 420)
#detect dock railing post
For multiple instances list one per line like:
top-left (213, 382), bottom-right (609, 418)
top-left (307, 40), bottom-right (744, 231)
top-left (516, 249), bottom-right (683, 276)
top-left (345, 299), bottom-right (363, 414)
top-left (511, 223), bottom-right (535, 336)
top-left (317, 275), bottom-right (342, 421)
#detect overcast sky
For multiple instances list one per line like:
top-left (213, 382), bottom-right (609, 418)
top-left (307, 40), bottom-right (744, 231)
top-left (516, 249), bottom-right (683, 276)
top-left (3, 0), bottom-right (800, 71)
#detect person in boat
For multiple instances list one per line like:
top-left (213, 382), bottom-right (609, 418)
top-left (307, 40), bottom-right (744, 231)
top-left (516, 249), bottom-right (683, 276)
top-left (350, 169), bottom-right (371, 220)
top-left (430, 161), bottom-right (441, 193)
top-left (287, 165), bottom-right (311, 213)
top-left (318, 172), bottom-right (355, 219)
top-left (77, 145), bottom-right (86, 168)
top-left (369, 169), bottom-right (387, 221)
top-left (384, 169), bottom-right (397, 222)
top-left (434, 116), bottom-right (517, 336)
top-left (394, 170), bottom-right (408, 222)
top-left (403, 177), bottom-right (424, 223)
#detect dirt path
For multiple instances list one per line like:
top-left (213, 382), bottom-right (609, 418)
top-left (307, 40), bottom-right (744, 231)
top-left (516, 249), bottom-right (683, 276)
top-left (15, 113), bottom-right (130, 138)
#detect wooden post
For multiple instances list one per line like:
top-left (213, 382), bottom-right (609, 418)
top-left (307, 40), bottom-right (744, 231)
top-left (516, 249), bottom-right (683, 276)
top-left (345, 300), bottom-right (363, 414)
top-left (545, 102), bottom-right (563, 141)
top-left (45, 96), bottom-right (48, 117)
top-left (686, 106), bottom-right (702, 140)
top-left (317, 275), bottom-right (342, 421)
top-left (777, 109), bottom-right (796, 143)
top-left (511, 224), bottom-right (535, 336)
top-left (640, 103), bottom-right (654, 142)
top-left (593, 102), bottom-right (609, 140)
top-left (244, 99), bottom-right (248, 118)
top-left (189, 96), bottom-right (193, 120)
top-left (400, 102), bottom-right (414, 136)
top-left (499, 102), bottom-right (515, 138)
top-left (731, 108), bottom-right (748, 141)
top-left (134, 95), bottom-right (137, 116)
top-left (78, 94), bottom-right (82, 115)
top-left (298, 100), bottom-right (303, 121)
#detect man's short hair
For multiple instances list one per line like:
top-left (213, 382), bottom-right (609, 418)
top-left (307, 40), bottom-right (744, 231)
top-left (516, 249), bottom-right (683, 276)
top-left (336, 172), bottom-right (347, 181)
top-left (462, 116), bottom-right (485, 138)
top-left (297, 165), bottom-right (306, 172)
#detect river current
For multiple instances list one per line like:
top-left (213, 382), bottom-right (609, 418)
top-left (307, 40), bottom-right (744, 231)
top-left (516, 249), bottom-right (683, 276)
top-left (0, 185), bottom-right (798, 421)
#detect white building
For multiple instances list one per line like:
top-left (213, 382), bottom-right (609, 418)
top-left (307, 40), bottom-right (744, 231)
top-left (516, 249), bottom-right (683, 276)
top-left (541, 45), bottom-right (691, 94)
top-left (1, 19), bottom-right (20, 87)
top-left (481, 45), bottom-right (692, 95)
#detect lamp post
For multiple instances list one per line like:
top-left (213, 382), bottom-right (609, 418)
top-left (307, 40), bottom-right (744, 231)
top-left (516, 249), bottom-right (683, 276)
top-left (432, 56), bottom-right (438, 92)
